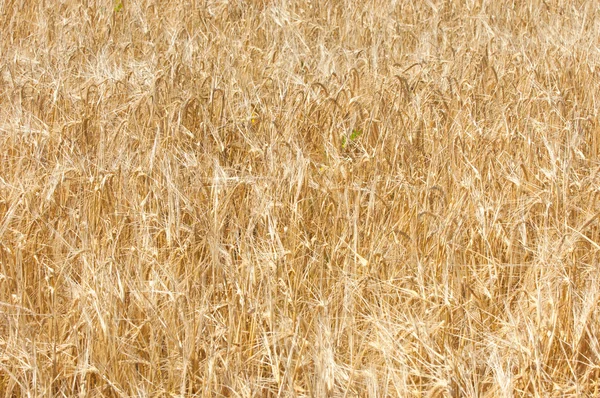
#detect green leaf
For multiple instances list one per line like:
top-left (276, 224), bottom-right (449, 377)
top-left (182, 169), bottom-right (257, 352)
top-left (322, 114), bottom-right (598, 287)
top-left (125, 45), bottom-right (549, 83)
top-left (342, 129), bottom-right (362, 149)
top-left (350, 129), bottom-right (362, 141)
top-left (114, 0), bottom-right (123, 12)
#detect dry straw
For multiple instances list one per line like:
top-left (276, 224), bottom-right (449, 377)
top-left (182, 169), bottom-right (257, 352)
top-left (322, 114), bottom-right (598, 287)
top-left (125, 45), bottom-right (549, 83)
top-left (0, 0), bottom-right (599, 396)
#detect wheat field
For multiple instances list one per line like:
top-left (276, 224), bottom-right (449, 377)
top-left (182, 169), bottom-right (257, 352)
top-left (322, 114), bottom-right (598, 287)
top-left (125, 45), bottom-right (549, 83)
top-left (1, 0), bottom-right (600, 396)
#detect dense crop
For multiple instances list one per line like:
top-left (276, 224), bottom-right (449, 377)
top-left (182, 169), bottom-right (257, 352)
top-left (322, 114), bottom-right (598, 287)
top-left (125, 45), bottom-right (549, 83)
top-left (1, 0), bottom-right (600, 396)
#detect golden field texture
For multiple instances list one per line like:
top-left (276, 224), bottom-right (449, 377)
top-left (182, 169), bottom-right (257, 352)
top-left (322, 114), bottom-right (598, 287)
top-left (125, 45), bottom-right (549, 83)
top-left (1, 0), bottom-right (600, 396)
